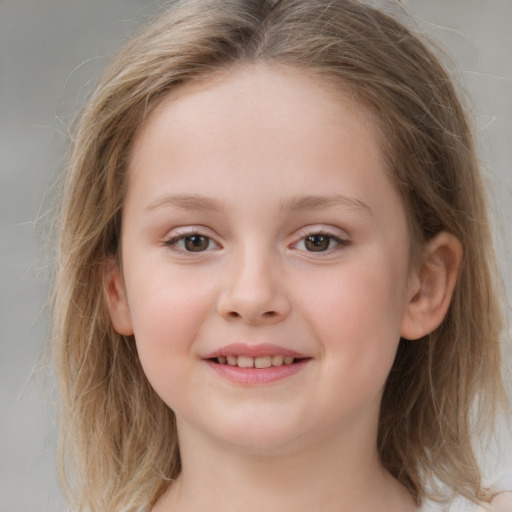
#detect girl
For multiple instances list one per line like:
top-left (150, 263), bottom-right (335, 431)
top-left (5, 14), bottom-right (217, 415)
top-left (51, 1), bottom-right (511, 511)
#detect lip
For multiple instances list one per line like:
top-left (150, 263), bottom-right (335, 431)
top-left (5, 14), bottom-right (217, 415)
top-left (205, 358), bottom-right (311, 385)
top-left (203, 342), bottom-right (309, 359)
top-left (202, 343), bottom-right (312, 386)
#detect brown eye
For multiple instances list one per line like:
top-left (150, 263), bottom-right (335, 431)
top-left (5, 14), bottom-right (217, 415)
top-left (304, 234), bottom-right (332, 252)
top-left (184, 235), bottom-right (210, 252)
top-left (165, 231), bottom-right (221, 254)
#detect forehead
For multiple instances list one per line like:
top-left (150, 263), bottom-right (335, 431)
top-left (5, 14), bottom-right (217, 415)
top-left (129, 63), bottom-right (386, 175)
top-left (126, 63), bottom-right (400, 218)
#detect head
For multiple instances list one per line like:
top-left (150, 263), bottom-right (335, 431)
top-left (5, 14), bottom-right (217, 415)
top-left (53, 1), bottom-right (505, 510)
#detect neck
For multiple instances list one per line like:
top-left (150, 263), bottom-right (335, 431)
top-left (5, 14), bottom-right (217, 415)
top-left (153, 418), bottom-right (417, 512)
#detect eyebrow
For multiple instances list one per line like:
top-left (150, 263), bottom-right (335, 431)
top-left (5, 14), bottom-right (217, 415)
top-left (280, 194), bottom-right (372, 216)
top-left (145, 194), bottom-right (225, 212)
top-left (145, 193), bottom-right (372, 216)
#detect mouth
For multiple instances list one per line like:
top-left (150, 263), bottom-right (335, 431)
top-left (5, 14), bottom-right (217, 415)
top-left (203, 344), bottom-right (312, 385)
top-left (209, 354), bottom-right (307, 368)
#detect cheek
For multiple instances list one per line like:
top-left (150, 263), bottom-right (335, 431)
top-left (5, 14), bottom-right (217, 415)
top-left (126, 272), bottom-right (214, 392)
top-left (298, 255), bottom-right (408, 389)
top-left (305, 259), bottom-right (406, 335)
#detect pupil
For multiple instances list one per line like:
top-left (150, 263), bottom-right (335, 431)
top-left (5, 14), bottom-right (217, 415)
top-left (185, 235), bottom-right (209, 252)
top-left (305, 235), bottom-right (330, 252)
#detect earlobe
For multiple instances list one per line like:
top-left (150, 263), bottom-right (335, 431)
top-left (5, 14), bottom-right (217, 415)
top-left (103, 260), bottom-right (134, 336)
top-left (400, 232), bottom-right (463, 341)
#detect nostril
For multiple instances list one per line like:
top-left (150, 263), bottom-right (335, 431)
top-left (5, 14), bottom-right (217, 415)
top-left (224, 310), bottom-right (279, 321)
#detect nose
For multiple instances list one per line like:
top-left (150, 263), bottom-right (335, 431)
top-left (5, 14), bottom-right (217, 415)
top-left (216, 250), bottom-right (291, 325)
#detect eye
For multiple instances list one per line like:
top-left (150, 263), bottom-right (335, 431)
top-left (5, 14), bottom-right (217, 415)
top-left (165, 232), bottom-right (220, 253)
top-left (303, 234), bottom-right (334, 252)
top-left (293, 231), bottom-right (348, 254)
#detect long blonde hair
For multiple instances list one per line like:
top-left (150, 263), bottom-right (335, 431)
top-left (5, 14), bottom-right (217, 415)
top-left (52, 1), bottom-right (507, 510)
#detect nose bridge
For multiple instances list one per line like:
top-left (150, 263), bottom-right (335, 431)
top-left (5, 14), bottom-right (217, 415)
top-left (218, 240), bottom-right (289, 323)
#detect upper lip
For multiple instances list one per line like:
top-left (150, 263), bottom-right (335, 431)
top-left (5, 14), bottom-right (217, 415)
top-left (203, 343), bottom-right (310, 359)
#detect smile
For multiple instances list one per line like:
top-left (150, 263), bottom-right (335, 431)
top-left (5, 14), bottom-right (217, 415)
top-left (213, 355), bottom-right (297, 368)
top-left (204, 344), bottom-right (312, 385)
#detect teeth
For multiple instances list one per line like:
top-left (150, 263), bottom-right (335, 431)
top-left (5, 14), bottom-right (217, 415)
top-left (237, 356), bottom-right (254, 368)
top-left (216, 355), bottom-right (297, 367)
top-left (271, 355), bottom-right (284, 366)
top-left (254, 356), bottom-right (272, 369)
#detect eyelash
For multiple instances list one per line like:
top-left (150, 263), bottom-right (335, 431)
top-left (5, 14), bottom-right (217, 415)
top-left (163, 228), bottom-right (350, 255)
top-left (291, 230), bottom-right (350, 255)
top-left (164, 230), bottom-right (221, 254)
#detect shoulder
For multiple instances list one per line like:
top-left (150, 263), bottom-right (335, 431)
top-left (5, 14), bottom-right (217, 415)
top-left (488, 491), bottom-right (512, 512)
top-left (488, 469), bottom-right (512, 512)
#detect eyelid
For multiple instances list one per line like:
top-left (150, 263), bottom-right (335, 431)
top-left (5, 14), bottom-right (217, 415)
top-left (161, 224), bottom-right (350, 255)
top-left (163, 226), bottom-right (222, 253)
top-left (290, 225), bottom-right (351, 254)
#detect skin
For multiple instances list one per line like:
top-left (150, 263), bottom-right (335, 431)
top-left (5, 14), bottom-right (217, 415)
top-left (105, 64), bottom-right (462, 512)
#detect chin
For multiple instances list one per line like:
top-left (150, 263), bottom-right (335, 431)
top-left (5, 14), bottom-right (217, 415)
top-left (185, 412), bottom-right (312, 456)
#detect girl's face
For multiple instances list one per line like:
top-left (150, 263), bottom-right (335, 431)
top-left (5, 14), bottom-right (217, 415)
top-left (108, 64), bottom-right (418, 454)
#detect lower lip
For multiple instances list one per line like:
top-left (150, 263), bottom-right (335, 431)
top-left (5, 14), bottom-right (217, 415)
top-left (205, 359), bottom-right (311, 385)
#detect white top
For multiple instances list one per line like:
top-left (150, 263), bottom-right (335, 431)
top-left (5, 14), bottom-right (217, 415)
top-left (419, 471), bottom-right (512, 512)
top-left (419, 493), bottom-right (512, 512)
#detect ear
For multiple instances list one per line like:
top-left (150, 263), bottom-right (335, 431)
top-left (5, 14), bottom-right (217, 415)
top-left (401, 232), bottom-right (463, 341)
top-left (103, 260), bottom-right (134, 336)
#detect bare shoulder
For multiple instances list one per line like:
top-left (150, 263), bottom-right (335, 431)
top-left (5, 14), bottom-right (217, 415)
top-left (490, 491), bottom-right (512, 511)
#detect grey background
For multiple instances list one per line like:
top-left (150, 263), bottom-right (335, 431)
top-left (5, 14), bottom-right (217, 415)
top-left (1, 1), bottom-right (510, 511)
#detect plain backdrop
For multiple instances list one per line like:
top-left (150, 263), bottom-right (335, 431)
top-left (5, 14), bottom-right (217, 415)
top-left (1, 1), bottom-right (511, 511)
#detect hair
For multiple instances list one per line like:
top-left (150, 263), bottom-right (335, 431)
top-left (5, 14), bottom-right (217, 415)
top-left (51, 0), bottom-right (508, 510)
